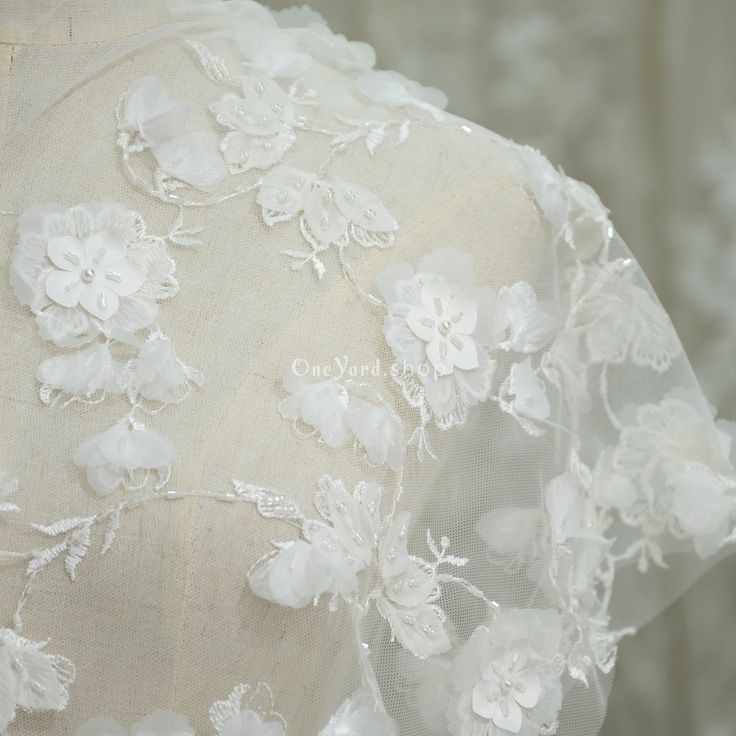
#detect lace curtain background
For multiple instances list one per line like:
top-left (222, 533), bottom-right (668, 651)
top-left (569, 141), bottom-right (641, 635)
top-left (264, 1), bottom-right (736, 735)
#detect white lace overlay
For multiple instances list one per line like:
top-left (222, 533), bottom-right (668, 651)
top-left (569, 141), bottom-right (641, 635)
top-left (1, 2), bottom-right (734, 735)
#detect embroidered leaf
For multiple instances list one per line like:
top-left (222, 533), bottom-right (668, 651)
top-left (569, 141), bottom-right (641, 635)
top-left (185, 39), bottom-right (230, 82)
top-left (101, 505), bottom-right (123, 555)
top-left (232, 481), bottom-right (306, 523)
top-left (365, 125), bottom-right (386, 155)
top-left (65, 522), bottom-right (93, 580)
top-left (27, 541), bottom-right (69, 576)
top-left (32, 517), bottom-right (89, 537)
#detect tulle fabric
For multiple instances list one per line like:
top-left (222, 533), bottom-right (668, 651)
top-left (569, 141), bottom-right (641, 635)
top-left (0, 3), bottom-right (734, 736)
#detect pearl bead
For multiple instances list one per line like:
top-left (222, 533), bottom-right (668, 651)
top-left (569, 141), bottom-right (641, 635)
top-left (438, 319), bottom-right (453, 336)
top-left (81, 267), bottom-right (96, 283)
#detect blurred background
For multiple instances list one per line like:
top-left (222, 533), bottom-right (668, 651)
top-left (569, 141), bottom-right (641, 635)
top-left (264, 2), bottom-right (736, 734)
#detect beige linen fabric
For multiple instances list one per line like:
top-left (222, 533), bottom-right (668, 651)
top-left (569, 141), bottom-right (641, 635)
top-left (0, 3), bottom-right (546, 732)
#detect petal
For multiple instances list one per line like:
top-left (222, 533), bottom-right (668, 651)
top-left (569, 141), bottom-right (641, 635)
top-left (209, 92), bottom-right (285, 136)
top-left (220, 130), bottom-right (293, 173)
top-left (303, 183), bottom-right (348, 246)
top-left (447, 296), bottom-right (478, 334)
top-left (256, 165), bottom-right (313, 217)
top-left (104, 259), bottom-right (144, 297)
top-left (447, 334), bottom-right (479, 371)
top-left (86, 464), bottom-right (126, 496)
top-left (84, 230), bottom-right (127, 268)
top-left (491, 697), bottom-right (523, 733)
top-left (512, 669), bottom-right (542, 709)
top-left (474, 286), bottom-right (508, 349)
top-left (79, 286), bottom-right (120, 321)
top-left (153, 131), bottom-right (228, 193)
top-left (471, 680), bottom-right (501, 720)
top-left (453, 349), bottom-right (495, 408)
top-left (420, 278), bottom-right (451, 318)
top-left (104, 292), bottom-right (159, 336)
top-left (383, 314), bottom-right (426, 367)
top-left (46, 235), bottom-right (84, 272)
top-left (45, 270), bottom-right (82, 308)
top-left (405, 306), bottom-right (437, 342)
top-left (121, 76), bottom-right (189, 147)
top-left (426, 338), bottom-right (455, 376)
top-left (332, 178), bottom-right (397, 232)
top-left (14, 645), bottom-right (74, 711)
top-left (376, 597), bottom-right (451, 658)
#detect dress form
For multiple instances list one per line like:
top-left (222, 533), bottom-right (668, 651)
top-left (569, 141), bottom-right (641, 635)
top-left (0, 3), bottom-right (546, 732)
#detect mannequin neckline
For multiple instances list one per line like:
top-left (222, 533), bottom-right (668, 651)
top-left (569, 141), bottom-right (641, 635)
top-left (0, 0), bottom-right (173, 45)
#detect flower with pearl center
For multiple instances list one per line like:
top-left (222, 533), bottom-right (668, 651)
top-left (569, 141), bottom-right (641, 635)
top-left (471, 643), bottom-right (542, 733)
top-left (406, 278), bottom-right (478, 375)
top-left (44, 230), bottom-right (144, 321)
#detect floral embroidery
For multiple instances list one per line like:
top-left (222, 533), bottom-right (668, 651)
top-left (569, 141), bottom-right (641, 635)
top-left (377, 248), bottom-right (554, 445)
top-left (128, 331), bottom-right (204, 405)
top-left (76, 711), bottom-right (195, 736)
top-left (246, 475), bottom-right (464, 658)
top-left (610, 395), bottom-right (736, 559)
top-left (73, 419), bottom-right (175, 497)
top-left (377, 248), bottom-right (502, 431)
top-left (119, 76), bottom-right (228, 193)
top-left (0, 627), bottom-right (76, 732)
top-left (571, 258), bottom-right (682, 372)
top-left (210, 74), bottom-right (297, 174)
top-left (280, 365), bottom-right (405, 473)
top-left (9, 201), bottom-right (201, 495)
top-left (257, 165), bottom-right (398, 276)
top-left (447, 610), bottom-right (563, 736)
top-left (10, 202), bottom-right (177, 347)
top-left (37, 343), bottom-right (127, 405)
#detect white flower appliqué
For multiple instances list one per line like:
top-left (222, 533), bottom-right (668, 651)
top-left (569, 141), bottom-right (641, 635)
top-left (280, 365), bottom-right (406, 473)
top-left (10, 201), bottom-right (201, 496)
top-left (257, 165), bottom-right (398, 276)
top-left (378, 248), bottom-right (502, 428)
top-left (447, 609), bottom-right (563, 736)
top-left (0, 628), bottom-right (76, 732)
top-left (379, 248), bottom-right (554, 439)
top-left (612, 396), bottom-right (736, 558)
top-left (73, 419), bottom-right (175, 496)
top-left (246, 475), bottom-right (459, 658)
top-left (128, 331), bottom-right (204, 405)
top-left (210, 74), bottom-right (297, 174)
top-left (10, 201), bottom-right (177, 347)
top-left (119, 76), bottom-right (228, 193)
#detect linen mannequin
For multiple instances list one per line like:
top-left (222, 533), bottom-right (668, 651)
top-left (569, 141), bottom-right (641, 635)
top-left (0, 2), bottom-right (550, 733)
top-left (1, 3), bottom-right (734, 736)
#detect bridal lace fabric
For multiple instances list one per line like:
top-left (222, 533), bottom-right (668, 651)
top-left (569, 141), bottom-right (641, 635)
top-left (1, 2), bottom-right (735, 735)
